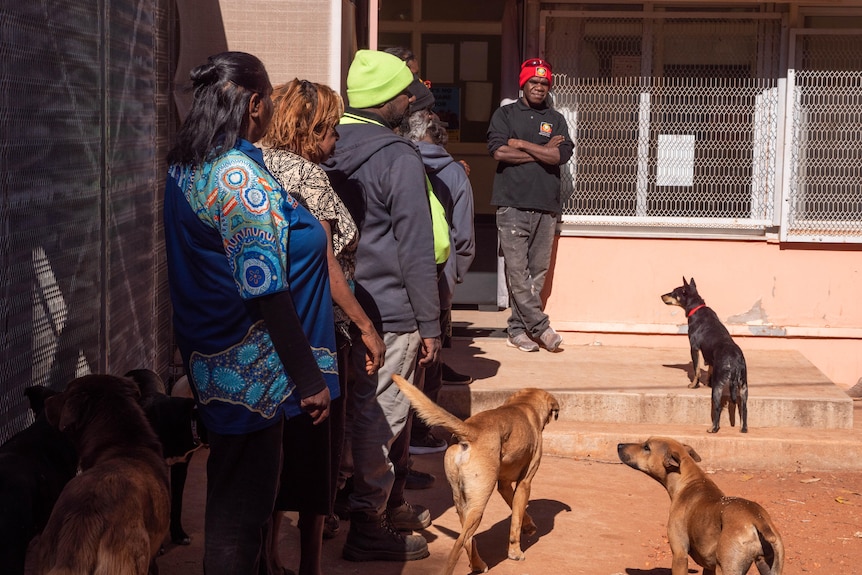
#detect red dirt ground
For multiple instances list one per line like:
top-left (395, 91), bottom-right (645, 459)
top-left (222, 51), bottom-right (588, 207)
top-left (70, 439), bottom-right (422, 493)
top-left (144, 447), bottom-right (861, 575)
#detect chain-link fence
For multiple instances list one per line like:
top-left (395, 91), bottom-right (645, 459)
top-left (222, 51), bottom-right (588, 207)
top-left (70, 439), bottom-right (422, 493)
top-left (783, 29), bottom-right (862, 242)
top-left (554, 75), bottom-right (778, 228)
top-left (543, 10), bottom-right (862, 241)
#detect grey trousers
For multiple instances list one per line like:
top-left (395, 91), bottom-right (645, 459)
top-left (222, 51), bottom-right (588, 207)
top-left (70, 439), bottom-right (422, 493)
top-left (496, 206), bottom-right (557, 338)
top-left (347, 330), bottom-right (421, 516)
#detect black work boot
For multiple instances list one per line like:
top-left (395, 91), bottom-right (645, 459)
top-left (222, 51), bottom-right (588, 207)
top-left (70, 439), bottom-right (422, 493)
top-left (388, 499), bottom-right (432, 530)
top-left (343, 509), bottom-right (430, 562)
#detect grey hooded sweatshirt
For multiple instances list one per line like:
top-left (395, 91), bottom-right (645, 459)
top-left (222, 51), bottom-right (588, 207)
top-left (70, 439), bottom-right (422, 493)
top-left (323, 110), bottom-right (441, 339)
top-left (417, 140), bottom-right (476, 311)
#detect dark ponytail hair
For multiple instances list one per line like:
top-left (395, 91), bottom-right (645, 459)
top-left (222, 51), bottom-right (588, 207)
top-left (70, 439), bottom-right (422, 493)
top-left (168, 52), bottom-right (271, 165)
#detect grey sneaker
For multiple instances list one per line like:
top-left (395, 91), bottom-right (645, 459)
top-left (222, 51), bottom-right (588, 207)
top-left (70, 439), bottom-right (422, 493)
top-left (539, 327), bottom-right (563, 352)
top-left (507, 333), bottom-right (539, 352)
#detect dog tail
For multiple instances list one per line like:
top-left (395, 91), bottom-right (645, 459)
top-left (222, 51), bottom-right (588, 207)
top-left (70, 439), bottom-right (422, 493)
top-left (755, 521), bottom-right (785, 575)
top-left (728, 362), bottom-right (747, 403)
top-left (391, 374), bottom-right (473, 440)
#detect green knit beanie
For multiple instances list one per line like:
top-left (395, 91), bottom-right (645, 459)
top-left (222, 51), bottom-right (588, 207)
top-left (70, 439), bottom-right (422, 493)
top-left (347, 50), bottom-right (414, 109)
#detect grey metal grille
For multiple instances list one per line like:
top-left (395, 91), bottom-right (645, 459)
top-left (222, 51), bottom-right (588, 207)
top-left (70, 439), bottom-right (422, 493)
top-left (0, 0), bottom-right (175, 443)
top-left (544, 12), bottom-right (782, 231)
top-left (782, 30), bottom-right (862, 242)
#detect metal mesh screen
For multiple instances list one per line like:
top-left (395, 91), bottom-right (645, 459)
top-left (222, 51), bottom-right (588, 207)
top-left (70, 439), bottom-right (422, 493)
top-left (1, 3), bottom-right (104, 441)
top-left (106, 0), bottom-right (160, 372)
top-left (0, 0), bottom-right (174, 443)
top-left (783, 30), bottom-right (862, 242)
top-left (544, 13), bottom-right (781, 230)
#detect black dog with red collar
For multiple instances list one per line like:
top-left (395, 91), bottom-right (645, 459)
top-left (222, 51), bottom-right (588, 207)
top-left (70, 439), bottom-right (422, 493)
top-left (662, 277), bottom-right (748, 433)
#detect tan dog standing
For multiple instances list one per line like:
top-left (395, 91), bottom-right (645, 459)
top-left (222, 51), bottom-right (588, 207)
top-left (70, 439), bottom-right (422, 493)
top-left (392, 374), bottom-right (559, 575)
top-left (617, 437), bottom-right (783, 575)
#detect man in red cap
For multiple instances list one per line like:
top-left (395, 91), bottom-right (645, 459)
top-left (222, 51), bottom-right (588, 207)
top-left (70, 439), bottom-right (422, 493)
top-left (487, 58), bottom-right (573, 352)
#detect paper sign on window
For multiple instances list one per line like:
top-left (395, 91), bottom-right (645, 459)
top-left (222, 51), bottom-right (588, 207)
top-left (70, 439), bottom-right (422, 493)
top-left (656, 134), bottom-right (695, 187)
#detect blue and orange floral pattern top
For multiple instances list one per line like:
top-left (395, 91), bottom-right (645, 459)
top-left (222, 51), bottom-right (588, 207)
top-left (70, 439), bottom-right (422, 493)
top-left (164, 139), bottom-right (339, 434)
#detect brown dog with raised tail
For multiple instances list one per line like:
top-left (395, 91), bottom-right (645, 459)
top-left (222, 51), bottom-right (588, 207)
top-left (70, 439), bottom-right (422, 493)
top-left (618, 437), bottom-right (783, 575)
top-left (392, 374), bottom-right (559, 575)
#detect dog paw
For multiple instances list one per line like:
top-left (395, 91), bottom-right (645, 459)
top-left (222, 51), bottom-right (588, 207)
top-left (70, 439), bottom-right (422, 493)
top-left (707, 427), bottom-right (718, 433)
top-left (688, 381), bottom-right (701, 389)
top-left (507, 551), bottom-right (526, 562)
top-left (521, 522), bottom-right (537, 536)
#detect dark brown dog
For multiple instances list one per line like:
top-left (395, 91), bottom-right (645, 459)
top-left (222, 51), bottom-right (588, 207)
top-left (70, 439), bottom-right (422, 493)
top-left (392, 374), bottom-right (559, 575)
top-left (0, 386), bottom-right (77, 575)
top-left (34, 374), bottom-right (170, 575)
top-left (617, 437), bottom-right (784, 575)
top-left (125, 369), bottom-right (206, 545)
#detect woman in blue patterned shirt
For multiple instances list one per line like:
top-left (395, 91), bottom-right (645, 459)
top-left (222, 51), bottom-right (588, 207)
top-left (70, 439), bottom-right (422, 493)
top-left (164, 52), bottom-right (339, 575)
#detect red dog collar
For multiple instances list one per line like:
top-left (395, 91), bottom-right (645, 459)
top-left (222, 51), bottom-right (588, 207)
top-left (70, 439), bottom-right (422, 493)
top-left (687, 304), bottom-right (707, 318)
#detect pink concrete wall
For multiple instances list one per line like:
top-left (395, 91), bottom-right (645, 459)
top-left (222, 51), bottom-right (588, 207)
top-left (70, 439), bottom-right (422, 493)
top-left (544, 236), bottom-right (862, 388)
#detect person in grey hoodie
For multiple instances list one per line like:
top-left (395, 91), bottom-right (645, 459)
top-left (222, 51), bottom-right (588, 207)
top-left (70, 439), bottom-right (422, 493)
top-left (322, 49), bottom-right (440, 563)
top-left (398, 109), bottom-right (476, 454)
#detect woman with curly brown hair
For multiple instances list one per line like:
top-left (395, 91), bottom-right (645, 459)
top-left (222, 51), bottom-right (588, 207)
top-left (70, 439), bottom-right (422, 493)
top-left (262, 79), bottom-right (386, 575)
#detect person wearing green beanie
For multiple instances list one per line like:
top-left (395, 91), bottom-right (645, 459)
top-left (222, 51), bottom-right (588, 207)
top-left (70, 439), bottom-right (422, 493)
top-left (323, 50), bottom-right (440, 563)
top-left (346, 49), bottom-right (417, 108)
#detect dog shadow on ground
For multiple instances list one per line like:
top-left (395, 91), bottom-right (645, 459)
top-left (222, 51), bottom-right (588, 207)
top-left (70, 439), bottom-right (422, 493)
top-left (662, 362), bottom-right (695, 381)
top-left (429, 498), bottom-right (571, 570)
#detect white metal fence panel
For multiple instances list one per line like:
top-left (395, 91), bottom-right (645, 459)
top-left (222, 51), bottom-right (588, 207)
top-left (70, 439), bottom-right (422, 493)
top-left (544, 11), bottom-right (783, 232)
top-left (554, 76), bottom-right (779, 229)
top-left (782, 30), bottom-right (862, 243)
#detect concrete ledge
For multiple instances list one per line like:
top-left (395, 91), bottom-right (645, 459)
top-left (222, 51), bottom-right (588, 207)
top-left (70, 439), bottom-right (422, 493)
top-left (436, 322), bottom-right (859, 471)
top-left (440, 389), bottom-right (853, 429)
top-left (439, 340), bottom-right (854, 429)
top-left (540, 418), bottom-right (862, 472)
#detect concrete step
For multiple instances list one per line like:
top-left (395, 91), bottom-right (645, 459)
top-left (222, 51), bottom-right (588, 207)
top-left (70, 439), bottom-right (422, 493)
top-left (436, 329), bottom-right (861, 471)
top-left (537, 415), bottom-right (862, 472)
top-left (438, 383), bottom-right (852, 430)
top-left (439, 340), bottom-right (853, 429)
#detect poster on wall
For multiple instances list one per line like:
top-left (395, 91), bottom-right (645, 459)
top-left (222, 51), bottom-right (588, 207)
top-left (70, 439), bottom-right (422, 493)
top-left (431, 86), bottom-right (461, 143)
top-left (460, 41), bottom-right (488, 81)
top-left (426, 44), bottom-right (455, 84)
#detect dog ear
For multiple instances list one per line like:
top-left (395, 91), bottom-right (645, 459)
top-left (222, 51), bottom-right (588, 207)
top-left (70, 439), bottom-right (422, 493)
top-left (663, 442), bottom-right (701, 470)
top-left (56, 391), bottom-right (89, 433)
top-left (682, 276), bottom-right (688, 287)
top-left (43, 393), bottom-right (64, 428)
top-left (24, 385), bottom-right (58, 417)
top-left (689, 277), bottom-right (697, 290)
top-left (662, 448), bottom-right (682, 472)
top-left (550, 397), bottom-right (560, 422)
top-left (662, 441), bottom-right (696, 472)
top-left (683, 443), bottom-right (702, 462)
